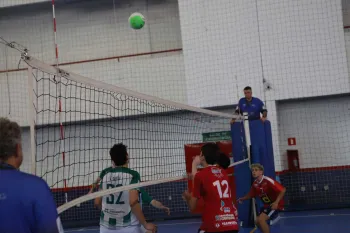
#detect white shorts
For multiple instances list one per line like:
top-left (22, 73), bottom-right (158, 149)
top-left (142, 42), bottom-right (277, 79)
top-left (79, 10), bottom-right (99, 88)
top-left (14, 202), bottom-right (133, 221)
top-left (100, 225), bottom-right (143, 233)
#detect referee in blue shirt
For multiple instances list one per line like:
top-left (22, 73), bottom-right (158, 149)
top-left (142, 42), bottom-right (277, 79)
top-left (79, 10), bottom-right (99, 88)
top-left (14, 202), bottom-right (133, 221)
top-left (0, 117), bottom-right (63, 233)
top-left (232, 86), bottom-right (267, 123)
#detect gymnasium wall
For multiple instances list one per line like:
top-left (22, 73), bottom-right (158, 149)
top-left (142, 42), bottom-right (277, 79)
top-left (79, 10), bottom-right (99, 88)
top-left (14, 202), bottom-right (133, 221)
top-left (2, 0), bottom-right (350, 173)
top-left (279, 168), bottom-right (350, 211)
top-left (276, 95), bottom-right (350, 210)
top-left (177, 0), bottom-right (349, 171)
top-left (277, 96), bottom-right (350, 169)
top-left (0, 0), bottom-right (48, 8)
top-left (267, 0), bottom-right (349, 171)
top-left (2, 0), bottom-right (350, 221)
top-left (178, 0), bottom-right (265, 108)
top-left (0, 0), bottom-right (186, 127)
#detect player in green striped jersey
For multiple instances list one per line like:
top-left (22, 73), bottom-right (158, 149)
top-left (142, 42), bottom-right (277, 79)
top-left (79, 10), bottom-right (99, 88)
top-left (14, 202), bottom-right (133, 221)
top-left (92, 179), bottom-right (170, 215)
top-left (94, 143), bottom-right (157, 233)
top-left (90, 163), bottom-right (170, 217)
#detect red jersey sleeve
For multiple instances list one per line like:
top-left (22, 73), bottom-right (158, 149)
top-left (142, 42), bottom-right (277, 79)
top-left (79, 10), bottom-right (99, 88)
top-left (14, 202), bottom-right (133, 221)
top-left (267, 177), bottom-right (285, 193)
top-left (248, 185), bottom-right (256, 197)
top-left (192, 172), bottom-right (202, 199)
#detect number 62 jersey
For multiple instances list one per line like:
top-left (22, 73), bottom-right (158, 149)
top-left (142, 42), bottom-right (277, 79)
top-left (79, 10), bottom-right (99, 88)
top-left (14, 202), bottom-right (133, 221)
top-left (193, 165), bottom-right (239, 232)
top-left (99, 167), bottom-right (141, 229)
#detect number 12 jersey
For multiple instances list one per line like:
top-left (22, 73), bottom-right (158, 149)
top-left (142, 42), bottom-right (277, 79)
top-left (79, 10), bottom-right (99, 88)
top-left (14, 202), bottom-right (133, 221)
top-left (193, 165), bottom-right (239, 232)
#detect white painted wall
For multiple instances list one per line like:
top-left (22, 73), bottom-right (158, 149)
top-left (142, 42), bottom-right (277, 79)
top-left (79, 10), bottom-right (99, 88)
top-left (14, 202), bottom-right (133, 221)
top-left (342, 0), bottom-right (350, 26)
top-left (0, 0), bottom-right (49, 8)
top-left (277, 96), bottom-right (350, 170)
top-left (0, 54), bottom-right (186, 127)
top-left (178, 0), bottom-right (265, 108)
top-left (260, 0), bottom-right (349, 101)
top-left (0, 0), bottom-right (182, 68)
top-left (261, 0), bottom-right (349, 171)
top-left (2, 0), bottom-right (350, 175)
top-left (0, 71), bottom-right (29, 126)
top-left (344, 30), bottom-right (350, 72)
top-left (0, 0), bottom-right (185, 127)
top-left (178, 0), bottom-right (349, 171)
top-left (0, 0), bottom-right (233, 191)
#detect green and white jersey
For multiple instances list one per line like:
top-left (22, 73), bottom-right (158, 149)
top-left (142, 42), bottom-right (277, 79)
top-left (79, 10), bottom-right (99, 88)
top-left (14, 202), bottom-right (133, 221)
top-left (99, 167), bottom-right (141, 229)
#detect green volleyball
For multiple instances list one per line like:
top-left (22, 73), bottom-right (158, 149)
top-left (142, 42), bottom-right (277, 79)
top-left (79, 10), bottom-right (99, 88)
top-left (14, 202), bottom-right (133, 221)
top-left (128, 12), bottom-right (145, 30)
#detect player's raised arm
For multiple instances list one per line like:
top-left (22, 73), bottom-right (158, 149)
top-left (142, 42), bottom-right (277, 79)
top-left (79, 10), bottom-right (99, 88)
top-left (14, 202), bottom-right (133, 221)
top-left (93, 174), bottom-right (104, 209)
top-left (183, 155), bottom-right (202, 211)
top-left (93, 181), bottom-right (102, 210)
top-left (89, 166), bottom-right (113, 194)
top-left (92, 168), bottom-right (113, 209)
top-left (88, 176), bottom-right (101, 194)
top-left (191, 155), bottom-right (201, 179)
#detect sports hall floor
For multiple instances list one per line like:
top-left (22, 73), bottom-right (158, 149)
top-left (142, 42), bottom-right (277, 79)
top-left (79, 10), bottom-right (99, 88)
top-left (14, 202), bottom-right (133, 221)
top-left (66, 209), bottom-right (349, 233)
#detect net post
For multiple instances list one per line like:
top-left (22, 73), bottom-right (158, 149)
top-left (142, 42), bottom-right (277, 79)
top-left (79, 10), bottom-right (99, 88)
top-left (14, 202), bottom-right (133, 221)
top-left (243, 112), bottom-right (251, 162)
top-left (243, 112), bottom-right (257, 224)
top-left (27, 66), bottom-right (36, 175)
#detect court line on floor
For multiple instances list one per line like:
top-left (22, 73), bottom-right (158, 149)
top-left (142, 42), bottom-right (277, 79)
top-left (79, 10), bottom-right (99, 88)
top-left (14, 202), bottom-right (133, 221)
top-left (279, 213), bottom-right (350, 219)
top-left (65, 221), bottom-right (201, 232)
top-left (65, 229), bottom-right (94, 232)
top-left (65, 213), bottom-right (350, 232)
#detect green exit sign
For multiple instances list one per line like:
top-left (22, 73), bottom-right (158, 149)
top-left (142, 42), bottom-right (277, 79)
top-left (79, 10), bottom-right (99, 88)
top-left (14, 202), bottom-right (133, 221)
top-left (202, 131), bottom-right (231, 142)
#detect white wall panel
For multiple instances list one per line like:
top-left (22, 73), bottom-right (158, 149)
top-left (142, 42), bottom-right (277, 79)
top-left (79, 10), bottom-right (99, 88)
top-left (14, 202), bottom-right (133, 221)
top-left (0, 0), bottom-right (185, 127)
top-left (277, 96), bottom-right (350, 170)
top-left (178, 0), bottom-right (264, 108)
top-left (260, 0), bottom-right (349, 101)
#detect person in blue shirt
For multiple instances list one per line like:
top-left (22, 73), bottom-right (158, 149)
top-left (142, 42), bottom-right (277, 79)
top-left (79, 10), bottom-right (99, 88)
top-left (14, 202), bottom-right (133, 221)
top-left (0, 117), bottom-right (63, 233)
top-left (232, 86), bottom-right (267, 123)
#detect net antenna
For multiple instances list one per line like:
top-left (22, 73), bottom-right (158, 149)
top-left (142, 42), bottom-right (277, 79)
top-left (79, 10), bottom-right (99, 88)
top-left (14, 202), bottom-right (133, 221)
top-left (13, 46), bottom-right (247, 217)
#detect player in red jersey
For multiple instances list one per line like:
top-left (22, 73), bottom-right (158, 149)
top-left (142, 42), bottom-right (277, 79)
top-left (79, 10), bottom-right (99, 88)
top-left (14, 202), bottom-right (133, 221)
top-left (183, 143), bottom-right (239, 233)
top-left (238, 163), bottom-right (286, 233)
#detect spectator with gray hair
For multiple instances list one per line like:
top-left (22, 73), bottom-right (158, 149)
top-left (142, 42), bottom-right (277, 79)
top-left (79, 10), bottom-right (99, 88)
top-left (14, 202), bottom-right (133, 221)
top-left (0, 117), bottom-right (64, 233)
